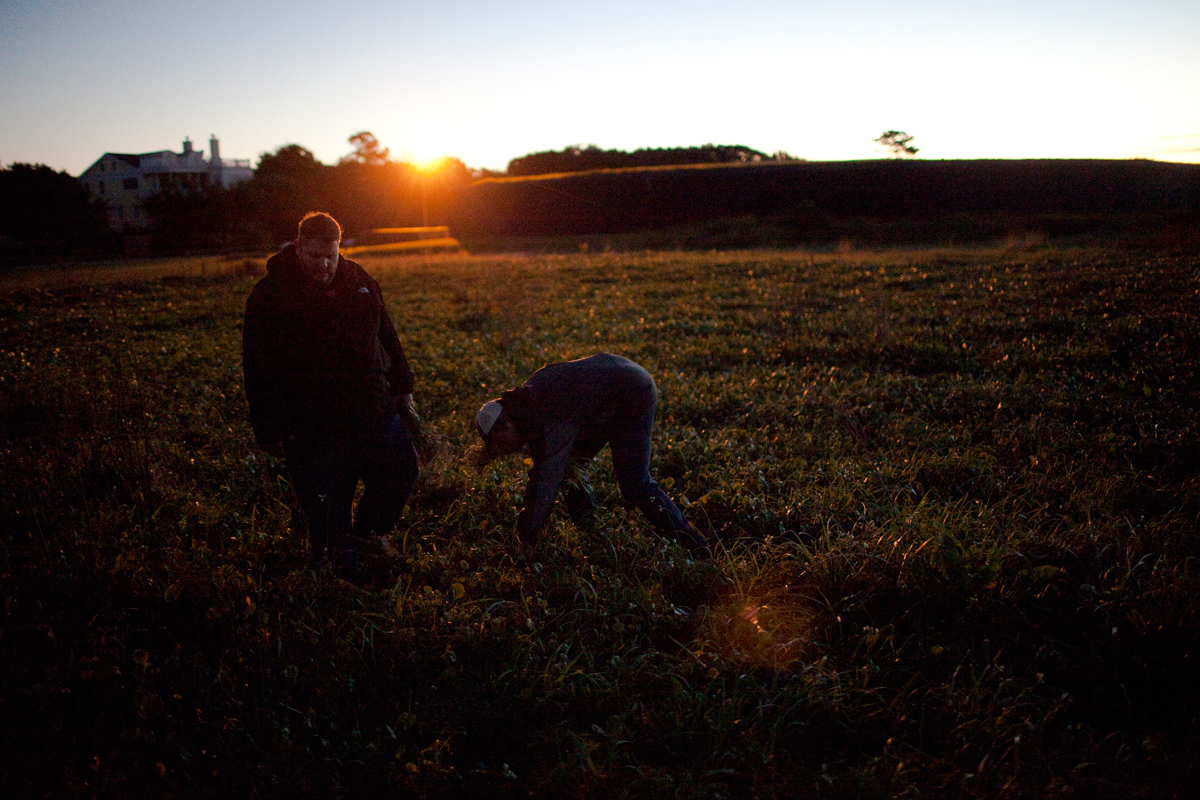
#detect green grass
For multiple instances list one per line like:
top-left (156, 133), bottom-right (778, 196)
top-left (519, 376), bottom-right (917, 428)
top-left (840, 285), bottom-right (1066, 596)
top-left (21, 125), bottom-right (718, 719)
top-left (2, 245), bottom-right (1198, 797)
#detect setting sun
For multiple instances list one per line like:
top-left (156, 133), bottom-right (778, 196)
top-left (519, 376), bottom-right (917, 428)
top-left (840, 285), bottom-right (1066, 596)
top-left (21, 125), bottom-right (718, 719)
top-left (414, 155), bottom-right (452, 174)
top-left (399, 141), bottom-right (451, 173)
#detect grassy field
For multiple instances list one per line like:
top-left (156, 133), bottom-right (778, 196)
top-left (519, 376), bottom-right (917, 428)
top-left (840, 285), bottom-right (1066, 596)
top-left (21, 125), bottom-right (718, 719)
top-left (2, 245), bottom-right (1198, 798)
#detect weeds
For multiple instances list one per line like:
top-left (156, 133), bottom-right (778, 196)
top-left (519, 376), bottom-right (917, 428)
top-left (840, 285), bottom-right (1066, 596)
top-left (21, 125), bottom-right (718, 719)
top-left (2, 247), bottom-right (1198, 797)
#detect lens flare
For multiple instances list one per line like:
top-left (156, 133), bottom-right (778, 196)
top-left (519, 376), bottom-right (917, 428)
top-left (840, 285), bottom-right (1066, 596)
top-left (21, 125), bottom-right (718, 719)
top-left (740, 604), bottom-right (767, 633)
top-left (700, 584), bottom-right (815, 671)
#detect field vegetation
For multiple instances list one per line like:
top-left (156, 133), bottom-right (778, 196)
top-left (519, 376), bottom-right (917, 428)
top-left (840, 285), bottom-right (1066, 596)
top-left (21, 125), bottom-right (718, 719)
top-left (2, 244), bottom-right (1198, 797)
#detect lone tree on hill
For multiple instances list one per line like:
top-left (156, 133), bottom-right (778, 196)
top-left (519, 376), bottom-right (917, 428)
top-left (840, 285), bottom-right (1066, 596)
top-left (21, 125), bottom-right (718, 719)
top-left (875, 130), bottom-right (919, 158)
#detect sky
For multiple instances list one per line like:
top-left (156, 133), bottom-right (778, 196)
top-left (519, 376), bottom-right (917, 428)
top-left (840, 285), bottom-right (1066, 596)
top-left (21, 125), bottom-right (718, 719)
top-left (2, 0), bottom-right (1198, 176)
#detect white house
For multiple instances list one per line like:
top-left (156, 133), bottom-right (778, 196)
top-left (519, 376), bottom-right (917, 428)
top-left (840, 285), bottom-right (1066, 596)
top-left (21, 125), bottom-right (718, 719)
top-left (79, 136), bottom-right (254, 231)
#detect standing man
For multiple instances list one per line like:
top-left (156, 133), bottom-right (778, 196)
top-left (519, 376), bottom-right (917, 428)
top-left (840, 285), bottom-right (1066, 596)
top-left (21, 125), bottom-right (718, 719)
top-left (475, 353), bottom-right (711, 558)
top-left (243, 212), bottom-right (419, 577)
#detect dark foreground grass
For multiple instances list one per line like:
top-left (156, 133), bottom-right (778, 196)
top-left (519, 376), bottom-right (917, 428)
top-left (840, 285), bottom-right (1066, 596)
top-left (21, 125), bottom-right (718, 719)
top-left (2, 245), bottom-right (1198, 798)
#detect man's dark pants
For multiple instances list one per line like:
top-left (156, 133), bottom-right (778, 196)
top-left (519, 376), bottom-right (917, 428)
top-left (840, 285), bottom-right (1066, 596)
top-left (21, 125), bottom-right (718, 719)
top-left (284, 413), bottom-right (418, 575)
top-left (565, 381), bottom-right (703, 549)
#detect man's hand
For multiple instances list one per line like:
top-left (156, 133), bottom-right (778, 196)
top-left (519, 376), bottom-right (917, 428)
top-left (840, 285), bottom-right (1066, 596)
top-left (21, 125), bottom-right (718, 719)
top-left (397, 394), bottom-right (420, 430)
top-left (396, 393), bottom-right (432, 457)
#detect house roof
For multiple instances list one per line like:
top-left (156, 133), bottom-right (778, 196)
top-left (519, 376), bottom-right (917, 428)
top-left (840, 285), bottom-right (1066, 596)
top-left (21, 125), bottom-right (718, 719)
top-left (109, 153), bottom-right (142, 167)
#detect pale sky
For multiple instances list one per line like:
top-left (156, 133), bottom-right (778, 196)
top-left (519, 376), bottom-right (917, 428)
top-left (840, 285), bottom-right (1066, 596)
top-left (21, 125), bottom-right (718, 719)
top-left (2, 0), bottom-right (1198, 175)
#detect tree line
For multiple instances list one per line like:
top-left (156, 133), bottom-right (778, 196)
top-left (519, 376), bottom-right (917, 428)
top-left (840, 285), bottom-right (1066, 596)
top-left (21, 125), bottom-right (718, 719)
top-left (2, 137), bottom-right (807, 260)
top-left (5, 131), bottom-right (1198, 261)
top-left (505, 143), bottom-right (799, 176)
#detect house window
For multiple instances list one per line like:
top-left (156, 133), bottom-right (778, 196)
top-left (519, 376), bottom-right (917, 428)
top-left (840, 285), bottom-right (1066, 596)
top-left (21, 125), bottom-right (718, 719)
top-left (98, 181), bottom-right (105, 194)
top-left (123, 178), bottom-right (139, 190)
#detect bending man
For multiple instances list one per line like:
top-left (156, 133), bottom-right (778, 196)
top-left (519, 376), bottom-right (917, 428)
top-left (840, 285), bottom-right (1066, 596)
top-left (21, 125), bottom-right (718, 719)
top-left (475, 353), bottom-right (710, 557)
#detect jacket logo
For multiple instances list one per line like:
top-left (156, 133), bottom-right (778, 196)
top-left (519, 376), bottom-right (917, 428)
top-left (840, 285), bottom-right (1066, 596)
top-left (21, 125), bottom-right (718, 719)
top-left (358, 286), bottom-right (370, 294)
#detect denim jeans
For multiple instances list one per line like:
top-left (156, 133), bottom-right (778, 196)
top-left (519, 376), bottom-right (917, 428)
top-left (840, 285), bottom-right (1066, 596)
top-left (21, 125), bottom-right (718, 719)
top-left (567, 386), bottom-right (703, 550)
top-left (284, 413), bottom-right (418, 575)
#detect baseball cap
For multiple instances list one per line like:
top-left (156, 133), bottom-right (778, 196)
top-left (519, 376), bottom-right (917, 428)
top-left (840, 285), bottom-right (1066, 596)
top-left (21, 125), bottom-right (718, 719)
top-left (476, 400), bottom-right (504, 438)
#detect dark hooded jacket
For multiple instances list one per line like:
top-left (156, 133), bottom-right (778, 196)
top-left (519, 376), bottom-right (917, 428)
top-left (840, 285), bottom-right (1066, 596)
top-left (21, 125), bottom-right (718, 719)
top-left (242, 245), bottom-right (413, 446)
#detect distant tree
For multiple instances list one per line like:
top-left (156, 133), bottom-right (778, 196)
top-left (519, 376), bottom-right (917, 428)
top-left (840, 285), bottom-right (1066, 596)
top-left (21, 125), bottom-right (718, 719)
top-left (0, 163), bottom-right (111, 255)
top-left (339, 131), bottom-right (392, 166)
top-left (247, 145), bottom-right (332, 243)
top-left (506, 144), bottom-right (605, 176)
top-left (874, 130), bottom-right (919, 158)
top-left (697, 144), bottom-right (770, 164)
top-left (256, 144), bottom-right (326, 177)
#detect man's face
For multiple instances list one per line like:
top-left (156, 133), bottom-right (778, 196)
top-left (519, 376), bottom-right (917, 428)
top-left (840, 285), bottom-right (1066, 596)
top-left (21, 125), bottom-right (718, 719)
top-left (296, 237), bottom-right (340, 284)
top-left (486, 417), bottom-right (525, 458)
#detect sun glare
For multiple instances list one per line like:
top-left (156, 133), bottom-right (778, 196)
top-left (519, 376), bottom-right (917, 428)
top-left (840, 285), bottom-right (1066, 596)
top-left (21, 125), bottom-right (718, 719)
top-left (413, 154), bottom-right (451, 174)
top-left (400, 142), bottom-right (451, 173)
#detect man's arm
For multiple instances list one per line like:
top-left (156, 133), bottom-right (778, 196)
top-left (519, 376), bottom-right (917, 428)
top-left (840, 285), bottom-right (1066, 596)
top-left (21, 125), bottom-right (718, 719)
top-left (377, 295), bottom-right (414, 398)
top-left (241, 289), bottom-right (285, 453)
top-left (516, 420), bottom-right (581, 540)
top-left (374, 290), bottom-right (425, 448)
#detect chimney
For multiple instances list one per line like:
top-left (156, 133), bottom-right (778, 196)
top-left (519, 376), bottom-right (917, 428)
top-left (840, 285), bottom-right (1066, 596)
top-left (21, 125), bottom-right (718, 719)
top-left (209, 135), bottom-right (220, 163)
top-left (183, 137), bottom-right (193, 155)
